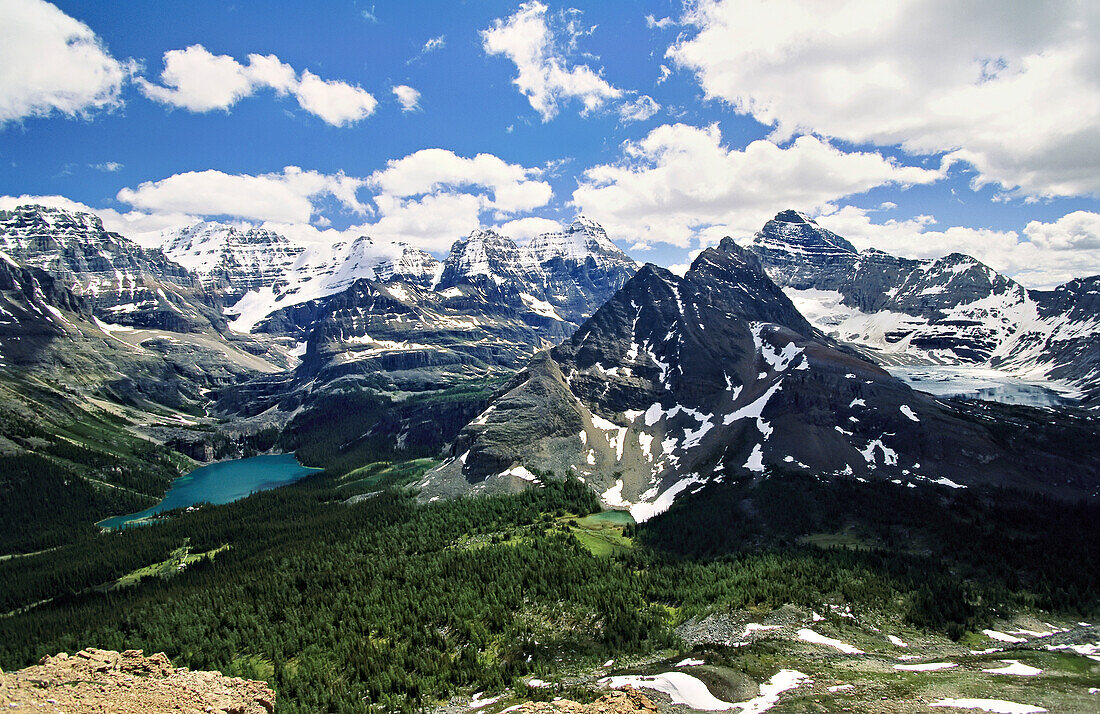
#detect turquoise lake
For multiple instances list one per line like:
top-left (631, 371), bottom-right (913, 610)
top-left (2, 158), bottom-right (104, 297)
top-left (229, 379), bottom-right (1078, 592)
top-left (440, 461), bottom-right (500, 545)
top-left (98, 453), bottom-right (320, 530)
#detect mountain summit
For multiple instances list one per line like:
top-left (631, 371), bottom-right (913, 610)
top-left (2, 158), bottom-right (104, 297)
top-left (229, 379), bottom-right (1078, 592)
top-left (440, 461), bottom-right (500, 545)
top-left (418, 235), bottom-right (1099, 516)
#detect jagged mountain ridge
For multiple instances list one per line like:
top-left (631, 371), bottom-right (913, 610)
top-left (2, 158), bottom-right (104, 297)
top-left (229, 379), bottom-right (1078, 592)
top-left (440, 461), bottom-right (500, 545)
top-left (418, 238), bottom-right (1099, 516)
top-left (748, 210), bottom-right (1100, 405)
top-left (193, 215), bottom-right (637, 337)
top-left (0, 205), bottom-right (225, 333)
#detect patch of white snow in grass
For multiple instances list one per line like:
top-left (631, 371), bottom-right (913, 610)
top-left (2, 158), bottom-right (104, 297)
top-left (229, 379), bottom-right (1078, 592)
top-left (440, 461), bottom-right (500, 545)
top-left (984, 630), bottom-right (1027, 643)
top-left (675, 658), bottom-right (705, 667)
top-left (629, 474), bottom-right (705, 522)
top-left (893, 662), bottom-right (957, 671)
top-left (983, 660), bottom-right (1041, 676)
top-left (929, 699), bottom-right (1047, 713)
top-left (887, 635), bottom-right (908, 647)
top-left (601, 670), bottom-right (807, 712)
top-left (468, 693), bottom-right (502, 710)
top-left (827, 684), bottom-right (854, 692)
top-left (797, 629), bottom-right (864, 654)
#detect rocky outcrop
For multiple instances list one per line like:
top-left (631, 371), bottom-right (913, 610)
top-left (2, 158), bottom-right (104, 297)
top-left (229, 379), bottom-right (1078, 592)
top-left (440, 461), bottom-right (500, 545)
top-left (0, 648), bottom-right (274, 713)
top-left (513, 688), bottom-right (657, 714)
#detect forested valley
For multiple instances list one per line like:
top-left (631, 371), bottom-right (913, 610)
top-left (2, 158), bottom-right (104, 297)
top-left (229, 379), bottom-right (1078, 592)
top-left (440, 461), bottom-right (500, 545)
top-left (2, 468), bottom-right (1096, 713)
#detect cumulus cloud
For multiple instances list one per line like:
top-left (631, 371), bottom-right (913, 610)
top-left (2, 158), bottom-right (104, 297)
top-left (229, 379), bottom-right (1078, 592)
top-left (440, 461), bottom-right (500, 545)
top-left (670, 0), bottom-right (1100, 199)
top-left (293, 70), bottom-right (377, 126)
top-left (814, 205), bottom-right (1100, 289)
top-left (0, 0), bottom-right (130, 124)
top-left (369, 148), bottom-right (552, 213)
top-left (1024, 211), bottom-right (1100, 251)
top-left (138, 44), bottom-right (377, 126)
top-left (481, 1), bottom-right (623, 120)
top-left (117, 167), bottom-right (368, 224)
top-left (391, 85), bottom-right (421, 112)
top-left (572, 122), bottom-right (941, 248)
top-left (92, 150), bottom-right (554, 254)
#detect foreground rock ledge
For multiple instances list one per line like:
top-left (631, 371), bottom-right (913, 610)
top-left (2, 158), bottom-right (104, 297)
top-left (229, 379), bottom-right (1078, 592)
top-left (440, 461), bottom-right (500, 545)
top-left (0, 648), bottom-right (275, 713)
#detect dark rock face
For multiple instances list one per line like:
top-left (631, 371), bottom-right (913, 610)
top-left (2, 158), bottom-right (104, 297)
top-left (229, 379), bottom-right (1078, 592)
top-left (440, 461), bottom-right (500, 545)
top-left (0, 205), bottom-right (224, 333)
top-left (747, 210), bottom-right (1100, 402)
top-left (418, 237), bottom-right (1100, 512)
top-left (1027, 277), bottom-right (1100, 407)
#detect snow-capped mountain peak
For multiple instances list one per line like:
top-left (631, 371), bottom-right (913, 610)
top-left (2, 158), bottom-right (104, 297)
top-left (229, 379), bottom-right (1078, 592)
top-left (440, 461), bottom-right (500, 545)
top-left (523, 215), bottom-right (627, 266)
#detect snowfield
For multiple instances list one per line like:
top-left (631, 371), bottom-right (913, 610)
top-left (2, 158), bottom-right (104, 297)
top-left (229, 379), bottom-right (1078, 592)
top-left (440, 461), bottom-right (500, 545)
top-left (600, 669), bottom-right (807, 713)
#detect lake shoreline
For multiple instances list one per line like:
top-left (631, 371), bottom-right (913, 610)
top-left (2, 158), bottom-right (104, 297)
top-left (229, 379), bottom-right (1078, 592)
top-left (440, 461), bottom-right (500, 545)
top-left (97, 453), bottom-right (322, 531)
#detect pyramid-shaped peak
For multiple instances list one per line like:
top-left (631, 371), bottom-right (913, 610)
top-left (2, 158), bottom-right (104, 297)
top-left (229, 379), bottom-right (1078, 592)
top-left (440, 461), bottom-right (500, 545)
top-left (755, 210), bottom-right (857, 255)
top-left (772, 209), bottom-right (815, 224)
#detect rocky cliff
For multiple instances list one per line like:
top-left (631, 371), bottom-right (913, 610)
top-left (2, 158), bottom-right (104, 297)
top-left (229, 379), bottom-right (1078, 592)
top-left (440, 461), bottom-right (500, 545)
top-left (0, 648), bottom-right (274, 713)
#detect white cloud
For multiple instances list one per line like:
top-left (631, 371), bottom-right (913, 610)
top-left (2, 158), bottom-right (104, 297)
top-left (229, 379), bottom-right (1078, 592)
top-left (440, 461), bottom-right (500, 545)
top-left (619, 95), bottom-right (660, 123)
top-left (369, 148), bottom-right (552, 213)
top-left (138, 44), bottom-right (377, 126)
top-left (496, 216), bottom-right (562, 241)
top-left (814, 205), bottom-right (1100, 289)
top-left (293, 70), bottom-right (377, 126)
top-left (89, 149), bottom-right (554, 255)
top-left (481, 1), bottom-right (622, 121)
top-left (391, 85), bottom-right (421, 112)
top-left (1025, 211), bottom-right (1100, 251)
top-left (572, 122), bottom-right (941, 248)
top-left (670, 0), bottom-right (1100, 198)
top-left (117, 166), bottom-right (368, 224)
top-left (91, 161), bottom-right (123, 172)
top-left (0, 0), bottom-right (129, 124)
top-left (645, 15), bottom-right (676, 29)
top-left (408, 34), bottom-right (446, 64)
top-left (657, 65), bottom-right (671, 84)
top-left (137, 45), bottom-right (259, 111)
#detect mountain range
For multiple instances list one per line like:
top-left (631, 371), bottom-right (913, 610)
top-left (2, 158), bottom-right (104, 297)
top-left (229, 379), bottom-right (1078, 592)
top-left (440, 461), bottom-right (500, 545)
top-left (0, 203), bottom-right (1096, 541)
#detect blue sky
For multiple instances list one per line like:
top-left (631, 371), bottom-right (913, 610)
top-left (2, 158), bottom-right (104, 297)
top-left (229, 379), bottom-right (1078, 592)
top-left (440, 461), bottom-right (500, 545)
top-left (1, 0), bottom-right (1098, 287)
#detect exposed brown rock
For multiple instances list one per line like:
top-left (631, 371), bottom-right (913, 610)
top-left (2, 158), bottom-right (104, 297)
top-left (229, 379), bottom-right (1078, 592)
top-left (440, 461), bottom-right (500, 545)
top-left (0, 648), bottom-right (274, 713)
top-left (513, 687), bottom-right (658, 714)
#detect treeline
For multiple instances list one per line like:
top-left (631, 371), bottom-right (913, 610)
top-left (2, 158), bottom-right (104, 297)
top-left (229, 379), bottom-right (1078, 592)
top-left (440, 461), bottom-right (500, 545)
top-left (0, 404), bottom-right (183, 553)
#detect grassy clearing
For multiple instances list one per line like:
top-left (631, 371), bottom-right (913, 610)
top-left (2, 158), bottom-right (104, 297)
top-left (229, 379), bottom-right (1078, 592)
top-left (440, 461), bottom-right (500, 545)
top-left (109, 541), bottom-right (229, 589)
top-left (558, 511), bottom-right (635, 558)
top-left (337, 458), bottom-right (439, 496)
top-left (797, 531), bottom-right (878, 551)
